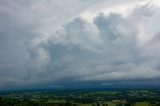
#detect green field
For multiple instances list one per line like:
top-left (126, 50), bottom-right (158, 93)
top-left (0, 89), bottom-right (160, 106)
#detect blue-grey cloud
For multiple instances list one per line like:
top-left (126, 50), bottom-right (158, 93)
top-left (1, 0), bottom-right (160, 89)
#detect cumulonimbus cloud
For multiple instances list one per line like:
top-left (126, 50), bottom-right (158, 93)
top-left (1, 0), bottom-right (160, 88)
top-left (25, 4), bottom-right (160, 87)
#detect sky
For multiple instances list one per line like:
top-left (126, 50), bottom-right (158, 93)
top-left (1, 0), bottom-right (160, 89)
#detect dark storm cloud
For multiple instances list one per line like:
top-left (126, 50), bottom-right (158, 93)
top-left (26, 6), bottom-right (160, 87)
top-left (0, 0), bottom-right (107, 88)
top-left (1, 0), bottom-right (160, 89)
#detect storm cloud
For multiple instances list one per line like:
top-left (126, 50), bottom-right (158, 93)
top-left (1, 0), bottom-right (160, 89)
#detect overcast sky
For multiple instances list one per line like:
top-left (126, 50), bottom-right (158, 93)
top-left (1, 0), bottom-right (160, 89)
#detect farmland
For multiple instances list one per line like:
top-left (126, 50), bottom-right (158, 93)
top-left (0, 89), bottom-right (160, 106)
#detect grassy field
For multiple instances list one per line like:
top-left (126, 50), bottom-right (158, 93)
top-left (134, 102), bottom-right (150, 106)
top-left (0, 89), bottom-right (160, 106)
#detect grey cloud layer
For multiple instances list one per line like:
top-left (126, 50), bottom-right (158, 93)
top-left (27, 5), bottom-right (160, 87)
top-left (0, 0), bottom-right (106, 88)
top-left (0, 0), bottom-right (160, 88)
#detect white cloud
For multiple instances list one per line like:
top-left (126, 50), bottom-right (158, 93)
top-left (1, 0), bottom-right (160, 88)
top-left (26, 4), bottom-right (160, 87)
